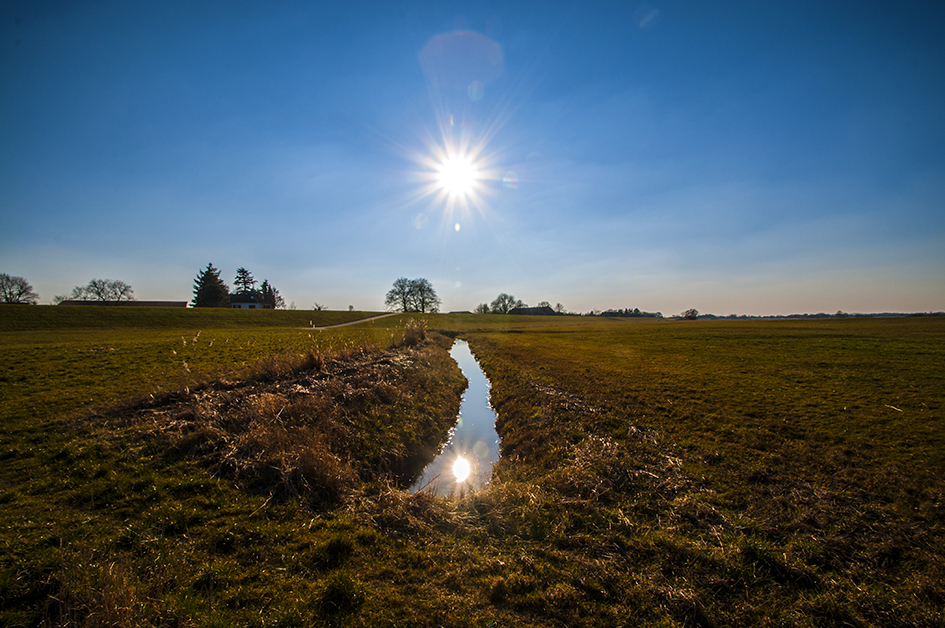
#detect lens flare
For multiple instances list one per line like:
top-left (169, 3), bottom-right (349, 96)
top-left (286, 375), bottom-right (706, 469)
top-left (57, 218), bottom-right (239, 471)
top-left (467, 80), bottom-right (484, 101)
top-left (453, 456), bottom-right (471, 482)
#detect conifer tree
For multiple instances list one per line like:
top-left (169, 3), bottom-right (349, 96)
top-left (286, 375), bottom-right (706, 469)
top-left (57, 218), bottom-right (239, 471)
top-left (192, 263), bottom-right (230, 308)
top-left (259, 279), bottom-right (285, 309)
top-left (234, 267), bottom-right (256, 295)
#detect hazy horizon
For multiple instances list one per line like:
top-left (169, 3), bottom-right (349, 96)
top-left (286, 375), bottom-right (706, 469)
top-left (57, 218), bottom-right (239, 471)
top-left (2, 1), bottom-right (943, 316)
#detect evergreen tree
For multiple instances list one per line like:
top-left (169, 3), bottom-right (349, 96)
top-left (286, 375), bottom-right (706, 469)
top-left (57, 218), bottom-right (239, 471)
top-left (192, 263), bottom-right (230, 308)
top-left (259, 279), bottom-right (285, 309)
top-left (234, 267), bottom-right (256, 295)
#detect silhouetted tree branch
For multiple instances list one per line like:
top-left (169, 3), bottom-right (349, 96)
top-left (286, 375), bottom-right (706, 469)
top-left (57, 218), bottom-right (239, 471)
top-left (0, 273), bottom-right (39, 304)
top-left (490, 293), bottom-right (524, 314)
top-left (385, 277), bottom-right (440, 313)
top-left (64, 278), bottom-right (135, 303)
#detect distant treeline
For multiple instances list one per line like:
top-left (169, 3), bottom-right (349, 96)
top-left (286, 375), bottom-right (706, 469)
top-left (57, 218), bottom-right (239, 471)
top-left (687, 311), bottom-right (945, 320)
top-left (588, 308), bottom-right (663, 318)
top-left (578, 309), bottom-right (945, 320)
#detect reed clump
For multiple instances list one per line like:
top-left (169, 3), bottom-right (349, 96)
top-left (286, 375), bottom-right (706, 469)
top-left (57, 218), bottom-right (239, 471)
top-left (399, 318), bottom-right (427, 347)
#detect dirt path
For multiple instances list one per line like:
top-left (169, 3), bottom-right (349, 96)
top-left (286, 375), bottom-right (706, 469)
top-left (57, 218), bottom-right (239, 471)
top-left (302, 312), bottom-right (399, 330)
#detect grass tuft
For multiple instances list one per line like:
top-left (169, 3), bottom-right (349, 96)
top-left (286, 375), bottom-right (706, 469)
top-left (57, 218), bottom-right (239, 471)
top-left (399, 318), bottom-right (427, 347)
top-left (317, 571), bottom-right (365, 615)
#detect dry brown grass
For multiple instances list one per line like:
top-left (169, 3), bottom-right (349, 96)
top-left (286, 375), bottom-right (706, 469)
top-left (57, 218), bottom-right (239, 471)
top-left (122, 333), bottom-right (465, 509)
top-left (50, 546), bottom-right (177, 628)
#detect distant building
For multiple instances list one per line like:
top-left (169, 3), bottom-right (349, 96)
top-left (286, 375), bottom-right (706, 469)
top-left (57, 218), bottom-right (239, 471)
top-left (230, 293), bottom-right (270, 309)
top-left (58, 300), bottom-right (187, 307)
top-left (509, 305), bottom-right (557, 316)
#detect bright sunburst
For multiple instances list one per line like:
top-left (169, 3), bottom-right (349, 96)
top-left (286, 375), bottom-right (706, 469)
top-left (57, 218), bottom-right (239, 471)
top-left (396, 98), bottom-right (518, 231)
top-left (437, 153), bottom-right (479, 197)
top-left (407, 139), bottom-right (494, 225)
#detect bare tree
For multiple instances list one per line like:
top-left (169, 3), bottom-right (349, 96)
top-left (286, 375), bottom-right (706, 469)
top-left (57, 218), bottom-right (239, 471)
top-left (91, 279), bottom-right (134, 302)
top-left (490, 293), bottom-right (524, 314)
top-left (474, 303), bottom-right (490, 314)
top-left (0, 273), bottom-right (39, 304)
top-left (64, 279), bottom-right (135, 302)
top-left (385, 277), bottom-right (441, 313)
top-left (385, 277), bottom-right (413, 312)
top-left (554, 302), bottom-right (566, 314)
top-left (409, 278), bottom-right (441, 313)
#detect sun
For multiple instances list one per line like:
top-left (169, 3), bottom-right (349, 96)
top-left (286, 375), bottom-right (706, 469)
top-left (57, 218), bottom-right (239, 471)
top-left (403, 121), bottom-right (502, 223)
top-left (436, 153), bottom-right (479, 197)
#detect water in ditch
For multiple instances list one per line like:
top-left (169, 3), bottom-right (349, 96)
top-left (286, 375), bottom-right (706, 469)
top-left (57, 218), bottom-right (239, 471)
top-left (409, 339), bottom-right (500, 496)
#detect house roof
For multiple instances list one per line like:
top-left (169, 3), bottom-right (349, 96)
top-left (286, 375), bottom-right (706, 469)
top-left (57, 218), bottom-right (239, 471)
top-left (509, 306), bottom-right (558, 316)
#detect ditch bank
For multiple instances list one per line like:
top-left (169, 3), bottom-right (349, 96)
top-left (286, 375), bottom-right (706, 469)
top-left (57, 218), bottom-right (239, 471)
top-left (103, 333), bottom-right (467, 508)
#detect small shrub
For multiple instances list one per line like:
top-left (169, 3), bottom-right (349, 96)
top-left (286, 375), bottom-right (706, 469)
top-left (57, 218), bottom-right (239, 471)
top-left (301, 348), bottom-right (325, 371)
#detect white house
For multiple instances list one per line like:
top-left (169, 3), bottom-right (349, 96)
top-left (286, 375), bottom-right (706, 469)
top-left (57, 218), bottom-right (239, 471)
top-left (229, 293), bottom-right (269, 309)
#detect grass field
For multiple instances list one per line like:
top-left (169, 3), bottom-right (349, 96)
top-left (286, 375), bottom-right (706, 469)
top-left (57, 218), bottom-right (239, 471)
top-left (1, 307), bottom-right (943, 626)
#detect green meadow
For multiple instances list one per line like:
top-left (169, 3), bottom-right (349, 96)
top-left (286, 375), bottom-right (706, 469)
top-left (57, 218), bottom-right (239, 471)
top-left (1, 307), bottom-right (943, 626)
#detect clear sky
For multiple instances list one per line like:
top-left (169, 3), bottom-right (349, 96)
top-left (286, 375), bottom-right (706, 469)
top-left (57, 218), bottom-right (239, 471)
top-left (2, 1), bottom-right (943, 315)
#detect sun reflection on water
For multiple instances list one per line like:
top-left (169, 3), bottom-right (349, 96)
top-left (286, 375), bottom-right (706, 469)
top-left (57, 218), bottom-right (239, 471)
top-left (452, 456), bottom-right (471, 483)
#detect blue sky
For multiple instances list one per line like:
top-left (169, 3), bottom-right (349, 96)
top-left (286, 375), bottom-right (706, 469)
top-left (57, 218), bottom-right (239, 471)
top-left (1, 1), bottom-right (943, 314)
